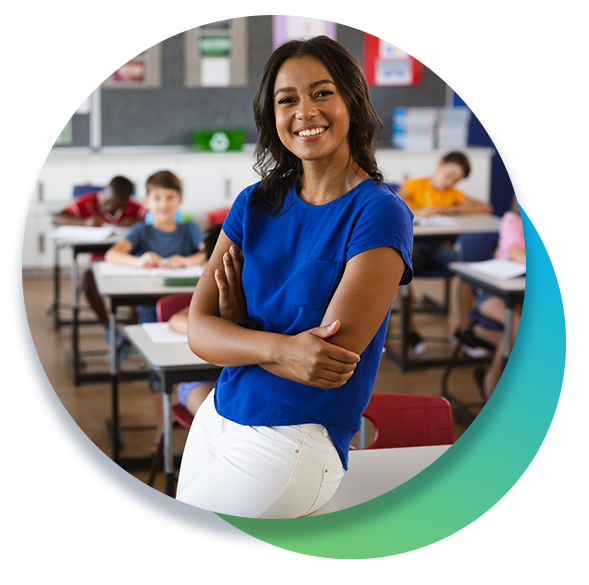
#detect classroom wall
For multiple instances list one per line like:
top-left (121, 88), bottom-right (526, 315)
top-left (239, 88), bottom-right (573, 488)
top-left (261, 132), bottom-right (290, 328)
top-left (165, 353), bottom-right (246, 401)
top-left (61, 16), bottom-right (449, 149)
top-left (454, 16), bottom-right (513, 215)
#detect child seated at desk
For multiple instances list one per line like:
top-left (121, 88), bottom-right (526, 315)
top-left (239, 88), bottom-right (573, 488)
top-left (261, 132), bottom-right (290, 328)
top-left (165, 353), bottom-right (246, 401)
top-left (104, 170), bottom-right (207, 450)
top-left (473, 196), bottom-right (525, 401)
top-left (396, 151), bottom-right (493, 355)
top-left (52, 176), bottom-right (146, 346)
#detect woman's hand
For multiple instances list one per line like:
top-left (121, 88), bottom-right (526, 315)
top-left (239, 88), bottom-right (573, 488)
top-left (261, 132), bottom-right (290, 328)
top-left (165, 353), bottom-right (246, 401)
top-left (275, 320), bottom-right (360, 389)
top-left (214, 245), bottom-right (249, 323)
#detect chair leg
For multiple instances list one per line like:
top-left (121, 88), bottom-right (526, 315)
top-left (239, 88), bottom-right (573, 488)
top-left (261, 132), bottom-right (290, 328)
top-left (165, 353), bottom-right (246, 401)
top-left (441, 324), bottom-right (481, 427)
top-left (147, 435), bottom-right (164, 487)
top-left (443, 276), bottom-right (451, 315)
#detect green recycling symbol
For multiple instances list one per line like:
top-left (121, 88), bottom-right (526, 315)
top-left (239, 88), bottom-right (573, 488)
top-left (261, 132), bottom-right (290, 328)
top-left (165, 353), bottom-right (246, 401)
top-left (209, 132), bottom-right (230, 152)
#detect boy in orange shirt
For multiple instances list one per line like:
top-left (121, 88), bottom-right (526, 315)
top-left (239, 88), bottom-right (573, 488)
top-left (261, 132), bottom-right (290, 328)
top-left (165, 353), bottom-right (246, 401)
top-left (397, 151), bottom-right (492, 355)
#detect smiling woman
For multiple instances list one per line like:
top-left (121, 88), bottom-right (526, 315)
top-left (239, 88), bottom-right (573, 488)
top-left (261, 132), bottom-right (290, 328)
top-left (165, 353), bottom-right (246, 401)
top-left (176, 36), bottom-right (415, 519)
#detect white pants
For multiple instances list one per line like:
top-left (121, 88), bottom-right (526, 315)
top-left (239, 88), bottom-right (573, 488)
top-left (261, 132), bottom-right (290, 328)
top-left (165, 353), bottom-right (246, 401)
top-left (176, 391), bottom-right (344, 519)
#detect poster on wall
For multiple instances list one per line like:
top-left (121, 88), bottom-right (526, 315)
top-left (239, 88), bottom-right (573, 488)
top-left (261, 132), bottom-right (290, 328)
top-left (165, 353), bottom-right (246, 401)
top-left (103, 47), bottom-right (162, 88)
top-left (108, 14), bottom-right (150, 86)
top-left (363, 34), bottom-right (423, 87)
top-left (272, 16), bottom-right (336, 49)
top-left (32, 16), bottom-right (90, 118)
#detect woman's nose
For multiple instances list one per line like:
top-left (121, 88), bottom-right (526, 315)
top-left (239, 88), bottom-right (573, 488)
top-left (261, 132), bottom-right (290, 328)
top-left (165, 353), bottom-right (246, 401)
top-left (296, 97), bottom-right (317, 120)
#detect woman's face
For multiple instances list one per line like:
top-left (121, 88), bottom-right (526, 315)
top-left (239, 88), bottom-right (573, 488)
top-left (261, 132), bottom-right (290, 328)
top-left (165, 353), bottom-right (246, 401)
top-left (273, 55), bottom-right (351, 167)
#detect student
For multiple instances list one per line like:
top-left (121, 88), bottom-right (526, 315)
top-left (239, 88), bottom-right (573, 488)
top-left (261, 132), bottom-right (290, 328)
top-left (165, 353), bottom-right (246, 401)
top-left (473, 197), bottom-right (525, 400)
top-left (104, 170), bottom-right (206, 449)
top-left (52, 176), bottom-right (146, 343)
top-left (165, 223), bottom-right (222, 417)
top-left (396, 151), bottom-right (493, 355)
top-left (175, 36), bottom-right (414, 518)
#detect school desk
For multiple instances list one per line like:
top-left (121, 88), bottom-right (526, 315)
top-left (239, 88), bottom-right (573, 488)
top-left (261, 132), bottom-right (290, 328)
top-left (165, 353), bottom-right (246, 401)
top-left (122, 323), bottom-right (222, 496)
top-left (308, 444), bottom-right (451, 516)
top-left (49, 229), bottom-right (122, 385)
top-left (385, 213), bottom-right (503, 372)
top-left (91, 261), bottom-right (199, 475)
top-left (447, 261), bottom-right (526, 361)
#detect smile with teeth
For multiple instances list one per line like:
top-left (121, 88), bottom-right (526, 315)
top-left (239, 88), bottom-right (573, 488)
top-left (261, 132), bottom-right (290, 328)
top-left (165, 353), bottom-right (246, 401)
top-left (296, 127), bottom-right (326, 137)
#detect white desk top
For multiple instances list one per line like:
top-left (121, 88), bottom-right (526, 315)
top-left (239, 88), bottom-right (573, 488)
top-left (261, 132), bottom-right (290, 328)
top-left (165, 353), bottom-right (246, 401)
top-left (449, 261), bottom-right (526, 292)
top-left (309, 445), bottom-right (451, 516)
top-left (413, 213), bottom-right (501, 237)
top-left (123, 324), bottom-right (212, 370)
top-left (92, 261), bottom-right (196, 297)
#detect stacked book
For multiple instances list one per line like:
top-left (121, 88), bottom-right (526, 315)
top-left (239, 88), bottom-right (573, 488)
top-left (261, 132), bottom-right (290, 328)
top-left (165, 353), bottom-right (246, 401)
top-left (392, 106), bottom-right (471, 150)
top-left (392, 107), bottom-right (437, 150)
top-left (437, 107), bottom-right (471, 149)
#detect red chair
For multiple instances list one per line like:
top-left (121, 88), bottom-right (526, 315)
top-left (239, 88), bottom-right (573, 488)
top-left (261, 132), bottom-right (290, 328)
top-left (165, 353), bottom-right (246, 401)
top-left (354, 393), bottom-right (454, 450)
top-left (156, 293), bottom-right (193, 323)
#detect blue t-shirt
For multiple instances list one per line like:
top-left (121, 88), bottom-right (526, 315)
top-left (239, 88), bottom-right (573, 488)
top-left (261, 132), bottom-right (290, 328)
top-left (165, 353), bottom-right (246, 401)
top-left (216, 179), bottom-right (414, 469)
top-left (124, 221), bottom-right (205, 324)
top-left (124, 221), bottom-right (205, 259)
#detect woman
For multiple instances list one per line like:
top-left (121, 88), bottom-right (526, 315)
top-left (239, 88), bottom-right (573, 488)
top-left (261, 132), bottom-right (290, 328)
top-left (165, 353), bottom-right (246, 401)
top-left (176, 36), bottom-right (414, 518)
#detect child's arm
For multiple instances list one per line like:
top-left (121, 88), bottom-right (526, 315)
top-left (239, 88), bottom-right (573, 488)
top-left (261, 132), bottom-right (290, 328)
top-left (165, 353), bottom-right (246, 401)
top-left (104, 239), bottom-right (164, 267)
top-left (163, 251), bottom-right (207, 268)
top-left (168, 307), bottom-right (189, 334)
top-left (438, 195), bottom-right (492, 215)
top-left (52, 210), bottom-right (104, 227)
top-left (510, 246), bottom-right (526, 264)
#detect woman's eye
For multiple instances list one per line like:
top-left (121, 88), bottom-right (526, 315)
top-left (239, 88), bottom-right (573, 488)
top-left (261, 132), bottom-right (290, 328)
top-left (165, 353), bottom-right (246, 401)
top-left (277, 97), bottom-right (294, 105)
top-left (316, 90), bottom-right (333, 98)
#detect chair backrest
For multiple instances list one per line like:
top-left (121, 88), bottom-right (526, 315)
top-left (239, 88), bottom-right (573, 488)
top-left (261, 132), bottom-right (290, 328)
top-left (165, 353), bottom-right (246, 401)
top-left (360, 393), bottom-right (454, 449)
top-left (156, 293), bottom-right (193, 323)
top-left (456, 232), bottom-right (499, 263)
top-left (73, 184), bottom-right (102, 199)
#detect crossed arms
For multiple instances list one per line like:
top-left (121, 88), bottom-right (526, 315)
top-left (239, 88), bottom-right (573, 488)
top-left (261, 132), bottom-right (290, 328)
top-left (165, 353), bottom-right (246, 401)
top-left (187, 229), bottom-right (406, 389)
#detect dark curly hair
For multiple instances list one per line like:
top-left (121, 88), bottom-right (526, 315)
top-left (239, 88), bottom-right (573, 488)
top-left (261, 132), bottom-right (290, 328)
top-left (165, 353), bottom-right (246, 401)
top-left (250, 35), bottom-right (383, 215)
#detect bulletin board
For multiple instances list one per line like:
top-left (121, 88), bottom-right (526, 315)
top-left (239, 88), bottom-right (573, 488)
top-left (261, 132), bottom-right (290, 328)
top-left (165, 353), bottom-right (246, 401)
top-left (184, 18), bottom-right (248, 88)
top-left (100, 15), bottom-right (162, 89)
top-left (363, 33), bottom-right (423, 87)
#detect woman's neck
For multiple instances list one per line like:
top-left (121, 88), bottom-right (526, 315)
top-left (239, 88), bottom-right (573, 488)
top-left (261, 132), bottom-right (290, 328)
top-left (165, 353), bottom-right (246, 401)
top-left (299, 158), bottom-right (370, 206)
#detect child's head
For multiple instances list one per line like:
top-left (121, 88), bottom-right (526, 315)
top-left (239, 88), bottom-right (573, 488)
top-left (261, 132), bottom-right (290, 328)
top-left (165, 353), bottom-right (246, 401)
top-left (144, 170), bottom-right (182, 225)
top-left (431, 151), bottom-right (471, 191)
top-left (201, 223), bottom-right (223, 260)
top-left (98, 176), bottom-right (134, 215)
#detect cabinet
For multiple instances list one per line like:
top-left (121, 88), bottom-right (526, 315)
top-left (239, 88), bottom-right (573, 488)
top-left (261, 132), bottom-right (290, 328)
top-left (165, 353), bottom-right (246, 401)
top-left (24, 146), bottom-right (493, 268)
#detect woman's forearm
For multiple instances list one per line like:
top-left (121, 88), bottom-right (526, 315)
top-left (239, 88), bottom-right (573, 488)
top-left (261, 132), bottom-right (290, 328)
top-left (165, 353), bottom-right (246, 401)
top-left (187, 313), bottom-right (281, 367)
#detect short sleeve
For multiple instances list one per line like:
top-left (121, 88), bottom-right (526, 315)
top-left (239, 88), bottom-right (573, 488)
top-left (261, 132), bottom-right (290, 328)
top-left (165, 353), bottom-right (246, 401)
top-left (222, 185), bottom-right (255, 247)
top-left (347, 191), bottom-right (414, 285)
top-left (451, 188), bottom-right (465, 204)
top-left (123, 222), bottom-right (146, 255)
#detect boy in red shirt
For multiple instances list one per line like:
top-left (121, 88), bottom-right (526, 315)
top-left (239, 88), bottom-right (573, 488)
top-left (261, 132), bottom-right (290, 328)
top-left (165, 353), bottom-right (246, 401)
top-left (52, 176), bottom-right (146, 343)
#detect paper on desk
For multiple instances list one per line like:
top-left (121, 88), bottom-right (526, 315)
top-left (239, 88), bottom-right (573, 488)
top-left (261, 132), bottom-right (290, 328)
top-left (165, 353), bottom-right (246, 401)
top-left (466, 259), bottom-right (526, 279)
top-left (50, 225), bottom-right (116, 242)
top-left (142, 322), bottom-right (188, 344)
top-left (413, 215), bottom-right (459, 227)
top-left (99, 262), bottom-right (205, 278)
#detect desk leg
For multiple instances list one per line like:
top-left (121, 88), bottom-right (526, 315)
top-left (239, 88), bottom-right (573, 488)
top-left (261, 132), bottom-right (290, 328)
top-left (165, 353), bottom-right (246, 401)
top-left (109, 310), bottom-right (120, 465)
top-left (502, 304), bottom-right (514, 369)
top-left (400, 285), bottom-right (409, 371)
top-left (71, 252), bottom-right (81, 385)
top-left (163, 379), bottom-right (175, 497)
top-left (53, 241), bottom-right (61, 331)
